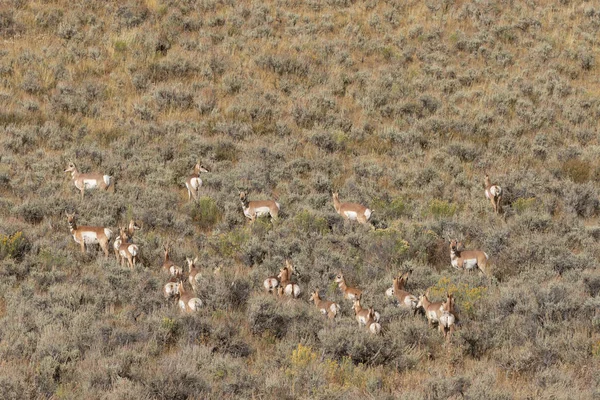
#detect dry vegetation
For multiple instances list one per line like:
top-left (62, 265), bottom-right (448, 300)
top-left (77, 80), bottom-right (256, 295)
top-left (1, 0), bottom-right (600, 398)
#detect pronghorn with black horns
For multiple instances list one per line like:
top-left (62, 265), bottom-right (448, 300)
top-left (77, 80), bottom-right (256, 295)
top-left (66, 213), bottom-right (112, 257)
top-left (449, 239), bottom-right (489, 276)
top-left (332, 192), bottom-right (372, 224)
top-left (309, 289), bottom-right (340, 319)
top-left (64, 162), bottom-right (112, 200)
top-left (113, 220), bottom-right (140, 259)
top-left (239, 191), bottom-right (280, 223)
top-left (484, 174), bottom-right (502, 214)
top-left (185, 162), bottom-right (209, 201)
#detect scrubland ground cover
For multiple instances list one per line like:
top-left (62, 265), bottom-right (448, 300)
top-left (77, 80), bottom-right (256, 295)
top-left (1, 0), bottom-right (600, 398)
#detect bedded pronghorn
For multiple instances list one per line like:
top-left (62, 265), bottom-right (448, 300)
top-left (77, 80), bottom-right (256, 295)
top-left (113, 220), bottom-right (140, 259)
top-left (117, 227), bottom-right (139, 269)
top-left (277, 263), bottom-right (301, 298)
top-left (309, 290), bottom-right (340, 319)
top-left (64, 162), bottom-right (112, 200)
top-left (186, 257), bottom-right (201, 292)
top-left (163, 276), bottom-right (180, 300)
top-left (239, 191), bottom-right (280, 222)
top-left (416, 290), bottom-right (445, 327)
top-left (66, 213), bottom-right (112, 257)
top-left (352, 296), bottom-right (380, 326)
top-left (162, 243), bottom-right (183, 277)
top-left (366, 308), bottom-right (382, 335)
top-left (449, 239), bottom-right (489, 275)
top-left (185, 162), bottom-right (209, 201)
top-left (392, 271), bottom-right (419, 311)
top-left (439, 293), bottom-right (457, 340)
top-left (334, 272), bottom-right (362, 301)
top-left (484, 174), bottom-right (502, 214)
top-left (332, 192), bottom-right (372, 224)
top-left (178, 281), bottom-right (203, 312)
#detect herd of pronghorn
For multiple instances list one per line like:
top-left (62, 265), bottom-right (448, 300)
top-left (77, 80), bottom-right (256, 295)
top-left (63, 161), bottom-right (503, 340)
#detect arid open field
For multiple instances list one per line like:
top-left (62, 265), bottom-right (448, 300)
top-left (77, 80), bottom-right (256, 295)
top-left (1, 0), bottom-right (600, 398)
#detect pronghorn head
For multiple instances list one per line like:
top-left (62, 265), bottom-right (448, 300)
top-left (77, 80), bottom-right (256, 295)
top-left (449, 239), bottom-right (459, 254)
top-left (186, 257), bottom-right (199, 271)
top-left (277, 267), bottom-right (290, 281)
top-left (309, 289), bottom-right (320, 302)
top-left (416, 293), bottom-right (426, 309)
top-left (332, 192), bottom-right (339, 201)
top-left (352, 297), bottom-right (362, 310)
top-left (163, 243), bottom-right (171, 259)
top-left (194, 162), bottom-right (209, 174)
top-left (484, 174), bottom-right (491, 186)
top-left (239, 191), bottom-right (249, 206)
top-left (334, 273), bottom-right (344, 283)
top-left (66, 212), bottom-right (77, 227)
top-left (64, 162), bottom-right (77, 173)
top-left (128, 220), bottom-right (141, 233)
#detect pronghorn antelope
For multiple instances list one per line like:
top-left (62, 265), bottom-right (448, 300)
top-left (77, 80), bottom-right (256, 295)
top-left (178, 281), bottom-right (203, 312)
top-left (332, 192), bottom-right (372, 224)
top-left (186, 257), bottom-right (201, 292)
top-left (263, 274), bottom-right (279, 294)
top-left (66, 213), bottom-right (112, 257)
top-left (449, 239), bottom-right (489, 275)
top-left (335, 272), bottom-right (362, 301)
top-left (113, 220), bottom-right (140, 259)
top-left (163, 276), bottom-right (180, 300)
top-left (277, 263), bottom-right (301, 298)
top-left (439, 293), bottom-right (457, 340)
top-left (162, 243), bottom-right (183, 277)
top-left (365, 307), bottom-right (382, 335)
top-left (417, 290), bottom-right (445, 327)
top-left (185, 162), bottom-right (209, 201)
top-left (64, 162), bottom-right (112, 200)
top-left (484, 174), bottom-right (502, 214)
top-left (239, 191), bottom-right (280, 222)
top-left (392, 271), bottom-right (419, 311)
top-left (117, 227), bottom-right (139, 269)
top-left (352, 297), bottom-right (380, 326)
top-left (309, 290), bottom-right (340, 319)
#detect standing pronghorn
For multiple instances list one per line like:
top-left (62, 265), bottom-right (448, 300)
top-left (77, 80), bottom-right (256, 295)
top-left (277, 260), bottom-right (301, 298)
top-left (352, 296), bottom-right (380, 326)
top-left (185, 162), bottom-right (209, 201)
top-left (334, 272), bottom-right (362, 301)
top-left (484, 174), bottom-right (502, 214)
top-left (64, 162), bottom-right (112, 200)
top-left (163, 276), bottom-right (180, 300)
top-left (117, 227), bottom-right (139, 269)
top-left (309, 290), bottom-right (340, 319)
top-left (449, 239), bottom-right (489, 276)
top-left (439, 293), bottom-right (457, 341)
top-left (392, 270), bottom-right (418, 311)
top-left (416, 290), bottom-right (445, 328)
top-left (332, 192), bottom-right (372, 224)
top-left (178, 281), bottom-right (203, 312)
top-left (162, 243), bottom-right (183, 277)
top-left (186, 257), bottom-right (201, 292)
top-left (113, 220), bottom-right (140, 259)
top-left (66, 213), bottom-right (112, 257)
top-left (239, 191), bottom-right (280, 222)
top-left (365, 308), bottom-right (382, 335)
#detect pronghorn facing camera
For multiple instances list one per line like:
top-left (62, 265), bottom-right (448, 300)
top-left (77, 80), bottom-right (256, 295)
top-left (66, 213), bottom-right (112, 257)
top-left (353, 297), bottom-right (380, 326)
top-left (449, 239), bottom-right (489, 276)
top-left (178, 281), bottom-right (203, 312)
top-left (366, 308), bottom-right (382, 335)
top-left (113, 220), bottom-right (140, 259)
top-left (186, 257), bottom-right (201, 292)
top-left (64, 162), bottom-right (112, 200)
top-left (239, 191), bottom-right (280, 223)
top-left (186, 162), bottom-right (209, 201)
top-left (439, 293), bottom-right (457, 340)
top-left (392, 270), bottom-right (418, 311)
top-left (484, 174), bottom-right (503, 214)
top-left (163, 276), bottom-right (180, 300)
top-left (416, 290), bottom-right (445, 327)
top-left (332, 192), bottom-right (372, 224)
top-left (117, 227), bottom-right (139, 269)
top-left (334, 272), bottom-right (362, 301)
top-left (162, 243), bottom-right (183, 277)
top-left (309, 290), bottom-right (340, 319)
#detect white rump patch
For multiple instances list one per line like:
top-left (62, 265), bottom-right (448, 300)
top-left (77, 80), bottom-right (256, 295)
top-left (188, 298), bottom-right (203, 310)
top-left (369, 323), bottom-right (381, 334)
top-left (104, 228), bottom-right (113, 240)
top-left (164, 282), bottom-right (179, 297)
top-left (385, 287), bottom-right (394, 297)
top-left (364, 209), bottom-right (372, 220)
top-left (170, 266), bottom-right (183, 276)
top-left (128, 244), bottom-right (138, 256)
top-left (404, 295), bottom-right (418, 309)
top-left (440, 312), bottom-right (455, 328)
top-left (264, 278), bottom-right (279, 291)
top-left (103, 175), bottom-right (111, 187)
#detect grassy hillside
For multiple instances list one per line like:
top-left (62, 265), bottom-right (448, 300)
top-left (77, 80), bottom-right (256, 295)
top-left (1, 0), bottom-right (600, 398)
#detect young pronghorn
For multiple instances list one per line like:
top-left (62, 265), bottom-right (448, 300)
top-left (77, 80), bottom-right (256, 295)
top-left (332, 192), bottom-right (372, 224)
top-left (162, 243), bottom-right (183, 277)
top-left (417, 290), bottom-right (445, 327)
top-left (64, 162), bottom-right (112, 200)
top-left (186, 257), bottom-right (201, 292)
top-left (352, 296), bottom-right (380, 326)
top-left (185, 162), bottom-right (209, 201)
top-left (484, 174), bottom-right (503, 214)
top-left (439, 293), bottom-right (457, 341)
top-left (178, 281), bottom-right (203, 312)
top-left (163, 276), bottom-right (181, 300)
top-left (117, 227), bottom-right (139, 269)
top-left (392, 271), bottom-right (418, 311)
top-left (449, 239), bottom-right (489, 275)
top-left (239, 191), bottom-right (280, 222)
top-left (277, 264), bottom-right (301, 298)
top-left (113, 220), bottom-right (140, 259)
top-left (66, 213), bottom-right (112, 257)
top-left (309, 290), bottom-right (340, 319)
top-left (334, 272), bottom-right (362, 301)
top-left (365, 307), bottom-right (382, 335)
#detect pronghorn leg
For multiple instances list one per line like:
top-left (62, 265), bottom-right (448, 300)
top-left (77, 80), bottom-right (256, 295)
top-left (496, 195), bottom-right (502, 214)
top-left (80, 242), bottom-right (86, 254)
